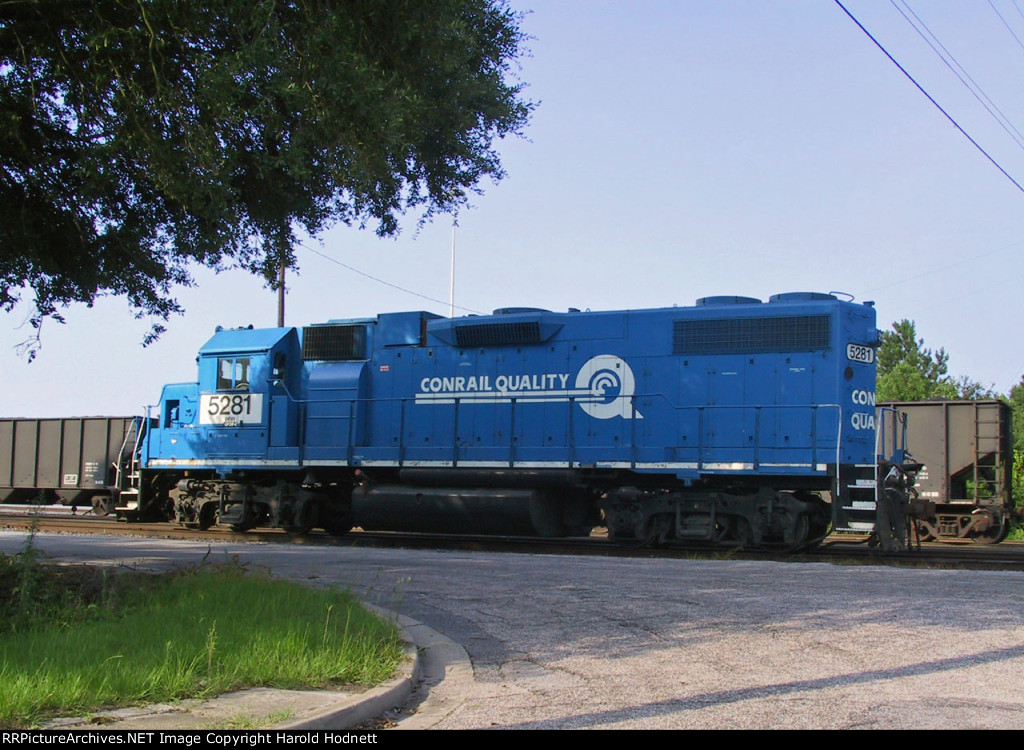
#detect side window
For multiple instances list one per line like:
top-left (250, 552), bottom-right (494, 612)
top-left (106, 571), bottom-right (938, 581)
top-left (217, 360), bottom-right (232, 390)
top-left (164, 400), bottom-right (180, 428)
top-left (217, 358), bottom-right (250, 391)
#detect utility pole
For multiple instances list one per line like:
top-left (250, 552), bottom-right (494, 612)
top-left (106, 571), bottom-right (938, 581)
top-left (277, 264), bottom-right (286, 327)
top-left (449, 220), bottom-right (457, 318)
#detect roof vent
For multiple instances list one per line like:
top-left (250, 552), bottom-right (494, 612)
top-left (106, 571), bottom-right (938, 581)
top-left (302, 324), bottom-right (367, 361)
top-left (492, 307), bottom-right (551, 315)
top-left (695, 296), bottom-right (761, 306)
top-left (768, 292), bottom-right (837, 303)
top-left (455, 321), bottom-right (542, 347)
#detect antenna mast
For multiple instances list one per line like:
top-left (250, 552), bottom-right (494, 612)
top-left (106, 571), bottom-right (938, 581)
top-left (449, 220), bottom-right (457, 318)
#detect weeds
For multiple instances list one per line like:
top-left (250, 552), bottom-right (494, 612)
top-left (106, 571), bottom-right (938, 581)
top-left (0, 549), bottom-right (403, 729)
top-left (0, 499), bottom-right (122, 635)
top-left (224, 710), bottom-right (295, 730)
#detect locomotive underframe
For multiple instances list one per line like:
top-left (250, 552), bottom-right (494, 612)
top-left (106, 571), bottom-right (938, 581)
top-left (155, 465), bottom-right (839, 551)
top-left (159, 471), bottom-right (353, 536)
top-left (601, 483), bottom-right (832, 550)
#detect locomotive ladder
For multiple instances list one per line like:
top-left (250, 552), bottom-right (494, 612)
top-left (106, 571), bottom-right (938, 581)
top-left (838, 465), bottom-right (881, 536)
top-left (113, 417), bottom-right (145, 512)
top-left (836, 462), bottom-right (909, 552)
top-left (848, 406), bottom-right (911, 552)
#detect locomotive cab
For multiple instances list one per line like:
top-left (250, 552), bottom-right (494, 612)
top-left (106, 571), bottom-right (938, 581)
top-left (197, 326), bottom-right (303, 458)
top-left (148, 326), bottom-right (303, 462)
top-left (141, 326), bottom-right (328, 531)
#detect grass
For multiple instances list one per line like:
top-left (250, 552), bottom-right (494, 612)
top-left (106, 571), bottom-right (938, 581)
top-left (0, 538), bottom-right (404, 729)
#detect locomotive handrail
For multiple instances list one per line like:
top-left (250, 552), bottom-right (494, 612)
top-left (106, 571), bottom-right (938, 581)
top-left (874, 405), bottom-right (908, 506)
top-left (113, 416), bottom-right (145, 491)
top-left (268, 378), bottom-right (299, 402)
top-left (266, 379), bottom-right (307, 462)
top-left (301, 392), bottom-right (845, 477)
top-left (141, 405), bottom-right (155, 468)
top-left (634, 391), bottom-right (844, 473)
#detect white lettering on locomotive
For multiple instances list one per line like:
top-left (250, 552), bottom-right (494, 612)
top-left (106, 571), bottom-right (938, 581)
top-left (846, 343), bottom-right (875, 363)
top-left (851, 412), bottom-right (875, 430)
top-left (415, 355), bottom-right (642, 419)
top-left (851, 389), bottom-right (876, 406)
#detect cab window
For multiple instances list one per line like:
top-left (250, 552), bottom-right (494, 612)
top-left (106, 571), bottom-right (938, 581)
top-left (217, 358), bottom-right (250, 391)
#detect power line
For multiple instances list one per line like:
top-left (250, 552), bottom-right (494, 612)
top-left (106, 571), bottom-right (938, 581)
top-left (298, 241), bottom-right (483, 316)
top-left (862, 238), bottom-right (1024, 293)
top-left (891, 0), bottom-right (1024, 152)
top-left (988, 0), bottom-right (1024, 55)
top-left (834, 0), bottom-right (1024, 195)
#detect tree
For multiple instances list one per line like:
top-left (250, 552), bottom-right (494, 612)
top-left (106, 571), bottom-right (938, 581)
top-left (0, 0), bottom-right (531, 346)
top-left (1002, 379), bottom-right (1024, 518)
top-left (877, 320), bottom-right (1016, 516)
top-left (877, 320), bottom-right (954, 401)
top-left (876, 320), bottom-right (994, 401)
top-left (1008, 378), bottom-right (1024, 453)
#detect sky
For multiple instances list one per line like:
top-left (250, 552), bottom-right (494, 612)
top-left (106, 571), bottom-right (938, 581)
top-left (4, 0), bottom-right (1024, 418)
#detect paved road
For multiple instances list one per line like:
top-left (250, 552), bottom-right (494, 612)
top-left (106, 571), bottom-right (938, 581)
top-left (4, 532), bottom-right (1024, 729)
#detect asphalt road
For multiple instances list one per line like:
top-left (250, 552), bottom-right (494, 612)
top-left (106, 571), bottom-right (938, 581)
top-left (3, 531), bottom-right (1024, 730)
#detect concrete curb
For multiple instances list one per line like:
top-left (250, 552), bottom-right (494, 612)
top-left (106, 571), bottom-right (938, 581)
top-left (270, 607), bottom-right (475, 730)
top-left (40, 606), bottom-right (473, 731)
top-left (272, 607), bottom-right (422, 730)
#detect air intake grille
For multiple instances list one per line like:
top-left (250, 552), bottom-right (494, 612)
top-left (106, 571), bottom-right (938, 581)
top-left (673, 315), bottom-right (831, 355)
top-left (455, 321), bottom-right (542, 347)
top-left (302, 325), bottom-right (366, 361)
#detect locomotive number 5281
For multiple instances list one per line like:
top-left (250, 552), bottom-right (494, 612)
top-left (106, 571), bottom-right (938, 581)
top-left (199, 394), bottom-right (264, 425)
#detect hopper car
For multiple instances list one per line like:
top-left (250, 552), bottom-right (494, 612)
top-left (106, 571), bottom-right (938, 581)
top-left (0, 416), bottom-right (146, 515)
top-left (880, 400), bottom-right (1014, 544)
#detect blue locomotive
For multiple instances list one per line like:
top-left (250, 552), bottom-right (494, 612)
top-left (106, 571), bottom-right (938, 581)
top-left (131, 291), bottom-right (906, 550)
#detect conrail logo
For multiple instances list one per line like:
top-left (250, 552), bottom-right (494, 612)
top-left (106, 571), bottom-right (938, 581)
top-left (415, 355), bottom-right (643, 420)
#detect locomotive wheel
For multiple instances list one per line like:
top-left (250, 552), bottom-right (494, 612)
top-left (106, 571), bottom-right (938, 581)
top-left (608, 516), bottom-right (662, 548)
top-left (759, 512), bottom-right (822, 553)
top-left (792, 493), bottom-right (830, 552)
top-left (285, 501), bottom-right (319, 536)
top-left (800, 512), bottom-right (832, 551)
top-left (791, 513), bottom-right (810, 551)
top-left (321, 512), bottom-right (353, 537)
top-left (197, 503), bottom-right (217, 531)
top-left (765, 512), bottom-right (809, 553)
top-left (732, 517), bottom-right (753, 548)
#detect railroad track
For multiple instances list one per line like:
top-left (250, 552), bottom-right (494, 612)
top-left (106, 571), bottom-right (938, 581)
top-left (3, 506), bottom-right (1023, 570)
